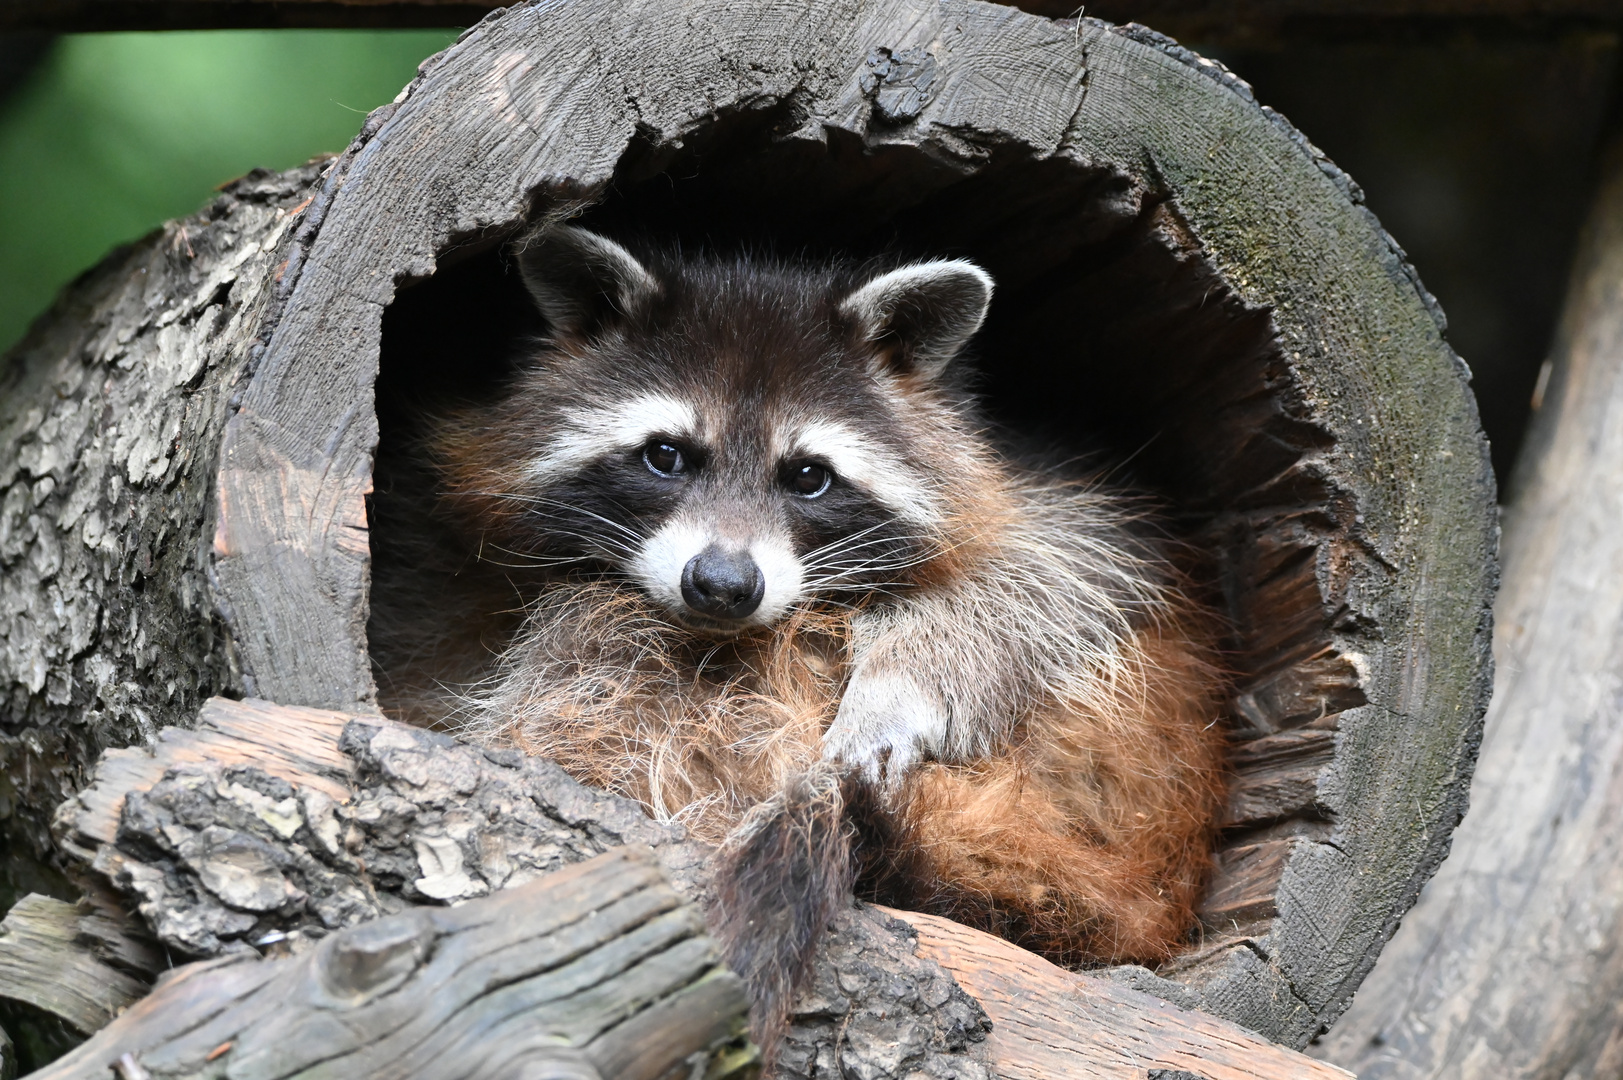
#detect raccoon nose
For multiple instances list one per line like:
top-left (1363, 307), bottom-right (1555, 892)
top-left (681, 546), bottom-right (765, 621)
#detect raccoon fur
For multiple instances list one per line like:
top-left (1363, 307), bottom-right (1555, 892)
top-left (368, 224), bottom-right (1229, 1056)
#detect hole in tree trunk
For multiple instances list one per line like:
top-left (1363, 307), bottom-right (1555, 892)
top-left (369, 104), bottom-right (1365, 972)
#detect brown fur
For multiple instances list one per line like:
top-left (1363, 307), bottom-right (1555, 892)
top-left (452, 487), bottom-right (1228, 966)
top-left (369, 232), bottom-right (1231, 1054)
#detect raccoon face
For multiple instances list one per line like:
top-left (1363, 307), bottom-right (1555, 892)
top-left (455, 225), bottom-right (993, 635)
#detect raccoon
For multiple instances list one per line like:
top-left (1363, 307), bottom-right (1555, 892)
top-left (368, 224), bottom-right (1229, 1055)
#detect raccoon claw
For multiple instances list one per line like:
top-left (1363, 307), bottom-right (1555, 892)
top-left (822, 674), bottom-right (945, 796)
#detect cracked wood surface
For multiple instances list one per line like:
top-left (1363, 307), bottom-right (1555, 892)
top-left (26, 847), bottom-right (754, 1080)
top-left (56, 697), bottom-right (997, 1079)
top-left (57, 696), bottom-right (1351, 1079)
top-left (890, 907), bottom-right (1355, 1080)
top-left (0, 895), bottom-right (147, 1036)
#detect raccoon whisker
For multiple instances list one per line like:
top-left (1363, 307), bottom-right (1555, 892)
top-left (799, 551), bottom-right (943, 581)
top-left (797, 522), bottom-right (894, 560)
top-left (798, 541), bottom-right (939, 576)
top-left (472, 552), bottom-right (590, 569)
top-left (798, 530), bottom-right (934, 565)
top-left (464, 490), bottom-right (649, 546)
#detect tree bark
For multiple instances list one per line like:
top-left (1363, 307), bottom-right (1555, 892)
top-left (1311, 112), bottom-right (1623, 1080)
top-left (0, 164), bottom-right (324, 904)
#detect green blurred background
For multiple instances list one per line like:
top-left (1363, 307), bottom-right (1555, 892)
top-left (0, 29), bottom-right (457, 355)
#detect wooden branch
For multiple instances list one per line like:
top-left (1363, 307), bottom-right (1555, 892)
top-left (28, 847), bottom-right (754, 1080)
top-left (0, 896), bottom-right (147, 1035)
top-left (59, 698), bottom-right (1000, 1078)
top-left (890, 907), bottom-right (1355, 1080)
top-left (1312, 104), bottom-right (1623, 1080)
top-left (53, 697), bottom-right (1348, 1079)
top-left (55, 697), bottom-right (707, 959)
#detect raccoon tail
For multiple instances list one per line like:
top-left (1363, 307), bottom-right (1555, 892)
top-left (709, 761), bottom-right (855, 1061)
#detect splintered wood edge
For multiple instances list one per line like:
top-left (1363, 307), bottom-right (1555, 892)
top-left (0, 895), bottom-right (148, 1034)
top-left (882, 907), bottom-right (1355, 1080)
top-left (63, 697), bottom-right (357, 851)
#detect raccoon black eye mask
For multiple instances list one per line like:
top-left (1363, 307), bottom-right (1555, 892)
top-left (402, 223), bottom-right (1229, 1062)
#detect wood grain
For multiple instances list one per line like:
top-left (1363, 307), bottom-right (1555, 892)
top-left (887, 907), bottom-right (1355, 1080)
top-left (2, 0), bottom-right (1616, 34)
top-left (1224, 728), bottom-right (1338, 827)
top-left (0, 895), bottom-right (146, 1035)
top-left (57, 697), bottom-right (994, 1077)
top-left (27, 848), bottom-right (753, 1080)
top-left (55, 697), bottom-right (355, 861)
top-left (1313, 107), bottom-right (1623, 1080)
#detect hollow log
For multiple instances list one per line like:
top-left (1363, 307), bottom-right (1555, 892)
top-left (1310, 110), bottom-right (1623, 1080)
top-left (0, 0), bottom-right (1497, 1066)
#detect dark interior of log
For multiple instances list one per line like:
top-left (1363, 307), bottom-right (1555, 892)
top-left (370, 104), bottom-right (1367, 977)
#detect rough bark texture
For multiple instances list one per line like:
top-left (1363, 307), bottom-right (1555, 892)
top-left (55, 698), bottom-right (707, 958)
top-left (29, 847), bottom-right (755, 1080)
top-left (1311, 119), bottom-right (1623, 1080)
top-left (57, 698), bottom-right (999, 1079)
top-left (1, 0), bottom-right (1497, 1060)
top-left (0, 164), bottom-right (323, 895)
top-left (52, 696), bottom-right (1353, 1080)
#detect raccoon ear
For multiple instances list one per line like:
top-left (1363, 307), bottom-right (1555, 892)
top-left (514, 225), bottom-right (660, 337)
top-left (839, 260), bottom-right (994, 380)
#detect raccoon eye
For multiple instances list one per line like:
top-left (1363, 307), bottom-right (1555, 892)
top-left (784, 461), bottom-right (832, 498)
top-left (643, 441), bottom-right (688, 477)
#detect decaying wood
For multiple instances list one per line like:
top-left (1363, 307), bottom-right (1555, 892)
top-left (0, 164), bottom-right (324, 889)
top-left (29, 847), bottom-right (754, 1080)
top-left (889, 907), bottom-right (1355, 1080)
top-left (1311, 110), bottom-right (1623, 1080)
top-left (58, 697), bottom-right (997, 1079)
top-left (3, 0), bottom-right (1496, 1059)
top-left (61, 696), bottom-right (1353, 1079)
top-left (55, 697), bottom-right (705, 958)
top-left (0, 895), bottom-right (146, 1035)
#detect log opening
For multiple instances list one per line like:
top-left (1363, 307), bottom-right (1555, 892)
top-left (369, 98), bottom-right (1360, 985)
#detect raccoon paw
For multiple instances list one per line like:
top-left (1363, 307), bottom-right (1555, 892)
top-left (822, 673), bottom-right (947, 793)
